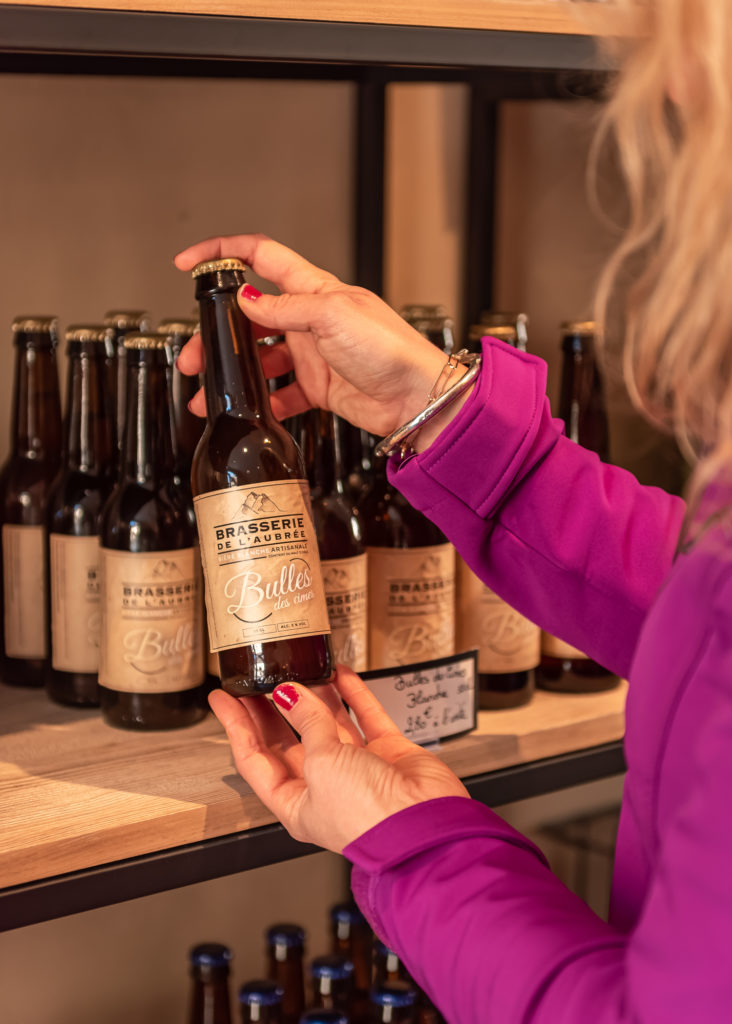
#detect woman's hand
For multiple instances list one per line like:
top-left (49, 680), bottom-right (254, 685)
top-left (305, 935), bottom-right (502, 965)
top-left (209, 666), bottom-right (470, 854)
top-left (174, 233), bottom-right (449, 438)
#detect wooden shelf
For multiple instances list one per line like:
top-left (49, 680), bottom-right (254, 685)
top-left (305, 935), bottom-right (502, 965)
top-left (0, 681), bottom-right (626, 895)
top-left (0, 1), bottom-right (646, 37)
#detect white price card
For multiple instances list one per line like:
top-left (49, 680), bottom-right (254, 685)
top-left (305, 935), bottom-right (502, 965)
top-left (355, 650), bottom-right (478, 747)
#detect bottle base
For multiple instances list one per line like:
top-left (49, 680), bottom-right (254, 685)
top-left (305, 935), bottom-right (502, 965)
top-left (99, 685), bottom-right (209, 730)
top-left (537, 657), bottom-right (620, 694)
top-left (218, 637), bottom-right (335, 697)
top-left (46, 669), bottom-right (100, 707)
top-left (478, 669), bottom-right (535, 710)
top-left (0, 656), bottom-right (46, 687)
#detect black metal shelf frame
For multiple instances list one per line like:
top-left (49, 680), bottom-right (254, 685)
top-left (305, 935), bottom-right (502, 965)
top-left (0, 741), bottom-right (626, 933)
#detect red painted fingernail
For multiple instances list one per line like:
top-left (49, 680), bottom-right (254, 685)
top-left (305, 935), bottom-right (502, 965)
top-left (272, 683), bottom-right (299, 711)
top-left (240, 284), bottom-right (262, 302)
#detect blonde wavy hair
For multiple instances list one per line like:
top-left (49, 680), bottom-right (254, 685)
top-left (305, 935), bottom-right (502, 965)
top-left (592, 0), bottom-right (732, 503)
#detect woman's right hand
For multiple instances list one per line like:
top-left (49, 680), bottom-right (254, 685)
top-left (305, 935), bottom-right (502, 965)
top-left (174, 233), bottom-right (450, 439)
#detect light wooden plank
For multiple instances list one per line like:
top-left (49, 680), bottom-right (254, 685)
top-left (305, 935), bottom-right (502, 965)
top-left (0, 681), bottom-right (626, 889)
top-left (0, 1), bottom-right (645, 37)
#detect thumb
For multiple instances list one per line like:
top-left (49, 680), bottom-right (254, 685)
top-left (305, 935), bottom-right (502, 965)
top-left (272, 683), bottom-right (340, 755)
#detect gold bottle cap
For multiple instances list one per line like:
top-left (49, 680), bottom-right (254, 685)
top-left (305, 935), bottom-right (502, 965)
top-left (11, 315), bottom-right (58, 334)
top-left (103, 310), bottom-right (152, 331)
top-left (65, 324), bottom-right (114, 344)
top-left (561, 320), bottom-right (596, 335)
top-left (191, 257), bottom-right (247, 278)
top-left (470, 324), bottom-right (518, 344)
top-left (122, 332), bottom-right (170, 350)
top-left (158, 318), bottom-right (199, 336)
top-left (478, 310), bottom-right (529, 327)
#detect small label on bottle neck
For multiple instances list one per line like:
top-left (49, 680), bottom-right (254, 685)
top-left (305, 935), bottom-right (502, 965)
top-left (99, 547), bottom-right (203, 693)
top-left (2, 524), bottom-right (48, 659)
top-left (195, 480), bottom-right (331, 651)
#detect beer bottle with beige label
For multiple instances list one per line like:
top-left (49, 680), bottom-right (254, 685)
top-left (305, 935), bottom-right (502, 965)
top-left (359, 448), bottom-right (455, 670)
top-left (190, 258), bottom-right (333, 696)
top-left (46, 325), bottom-right (116, 706)
top-left (99, 334), bottom-right (206, 729)
top-left (538, 322), bottom-right (618, 694)
top-left (301, 409), bottom-right (367, 673)
top-left (0, 316), bottom-right (62, 687)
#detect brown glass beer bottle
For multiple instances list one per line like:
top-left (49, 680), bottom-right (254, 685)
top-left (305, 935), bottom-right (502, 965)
top-left (190, 258), bottom-right (333, 696)
top-left (369, 984), bottom-right (417, 1024)
top-left (189, 943), bottom-right (233, 1024)
top-left (103, 309), bottom-right (153, 455)
top-left (0, 316), bottom-right (62, 687)
top-left (301, 410), bottom-right (367, 672)
top-left (239, 981), bottom-right (284, 1024)
top-left (538, 322), bottom-right (618, 693)
top-left (158, 317), bottom-right (204, 484)
top-left (458, 314), bottom-right (539, 709)
top-left (46, 325), bottom-right (116, 706)
top-left (401, 305), bottom-right (455, 356)
top-left (358, 448), bottom-right (454, 670)
top-left (310, 956), bottom-right (355, 1017)
top-left (330, 902), bottom-right (372, 1021)
top-left (98, 334), bottom-right (206, 729)
top-left (266, 924), bottom-right (306, 1024)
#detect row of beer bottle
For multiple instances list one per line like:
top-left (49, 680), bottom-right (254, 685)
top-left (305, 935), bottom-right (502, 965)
top-left (189, 902), bottom-right (443, 1024)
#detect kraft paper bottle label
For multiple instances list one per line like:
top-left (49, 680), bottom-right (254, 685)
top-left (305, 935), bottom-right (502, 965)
top-left (50, 534), bottom-right (102, 673)
top-left (367, 543), bottom-right (455, 670)
top-left (2, 524), bottom-right (47, 659)
top-left (321, 553), bottom-right (367, 672)
top-left (194, 480), bottom-right (331, 652)
top-left (99, 547), bottom-right (203, 693)
top-left (541, 631), bottom-right (588, 660)
top-left (456, 557), bottom-right (540, 673)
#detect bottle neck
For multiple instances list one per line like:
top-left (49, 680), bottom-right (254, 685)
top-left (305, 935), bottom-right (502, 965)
top-left (196, 270), bottom-right (273, 421)
top-left (11, 340), bottom-right (62, 461)
top-left (120, 351), bottom-right (176, 486)
top-left (301, 410), bottom-right (348, 496)
top-left (64, 343), bottom-right (115, 475)
top-left (190, 973), bottom-right (231, 1024)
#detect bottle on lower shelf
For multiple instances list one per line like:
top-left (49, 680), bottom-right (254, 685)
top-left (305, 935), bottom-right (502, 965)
top-left (537, 632), bottom-right (619, 693)
top-left (188, 942), bottom-right (233, 1024)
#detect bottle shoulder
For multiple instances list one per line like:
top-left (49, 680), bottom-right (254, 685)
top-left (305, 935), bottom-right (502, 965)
top-left (101, 480), bottom-right (195, 551)
top-left (192, 415), bottom-right (304, 493)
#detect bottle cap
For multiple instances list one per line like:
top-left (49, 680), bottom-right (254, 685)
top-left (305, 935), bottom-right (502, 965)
top-left (65, 324), bottom-right (115, 345)
top-left (473, 324), bottom-right (517, 344)
top-left (310, 955), bottom-right (354, 981)
top-left (330, 902), bottom-right (368, 926)
top-left (266, 923), bottom-right (305, 948)
top-left (11, 315), bottom-right (58, 334)
top-left (561, 320), bottom-right (596, 335)
top-left (158, 318), bottom-right (199, 337)
top-left (189, 943), bottom-right (232, 969)
top-left (239, 980), bottom-right (284, 1007)
top-left (477, 310), bottom-right (529, 328)
top-left (122, 332), bottom-right (170, 350)
top-left (192, 257), bottom-right (247, 278)
top-left (103, 310), bottom-right (152, 332)
top-left (370, 983), bottom-right (417, 1008)
top-left (299, 1012), bottom-right (349, 1024)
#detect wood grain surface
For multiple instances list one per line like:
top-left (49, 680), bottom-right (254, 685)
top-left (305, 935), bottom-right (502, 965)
top-left (0, 681), bottom-right (626, 889)
top-left (0, 1), bottom-right (645, 37)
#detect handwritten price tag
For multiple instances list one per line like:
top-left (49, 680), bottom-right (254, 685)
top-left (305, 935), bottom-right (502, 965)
top-left (356, 650), bottom-right (478, 746)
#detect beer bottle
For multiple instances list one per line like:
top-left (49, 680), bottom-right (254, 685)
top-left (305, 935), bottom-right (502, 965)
top-left (189, 943), bottom-right (233, 1024)
top-left (299, 1013), bottom-right (349, 1024)
top-left (458, 314), bottom-right (540, 709)
top-left (330, 902), bottom-right (372, 1013)
top-left (103, 309), bottom-right (153, 455)
top-left (538, 322), bottom-right (618, 694)
top-left (239, 981), bottom-right (284, 1024)
top-left (309, 956), bottom-right (355, 1016)
top-left (0, 316), bottom-right (62, 686)
top-left (372, 946), bottom-right (442, 1024)
top-left (46, 325), bottom-right (116, 706)
top-left (301, 410), bottom-right (367, 672)
top-left (358, 448), bottom-right (455, 670)
top-left (158, 318), bottom-right (204, 485)
top-left (98, 334), bottom-right (206, 729)
top-left (266, 923), bottom-right (306, 1024)
top-left (369, 984), bottom-right (417, 1024)
top-left (190, 258), bottom-right (333, 696)
top-left (401, 305), bottom-right (455, 356)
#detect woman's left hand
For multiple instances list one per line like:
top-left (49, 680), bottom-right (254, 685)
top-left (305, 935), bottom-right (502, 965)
top-left (210, 666), bottom-right (470, 854)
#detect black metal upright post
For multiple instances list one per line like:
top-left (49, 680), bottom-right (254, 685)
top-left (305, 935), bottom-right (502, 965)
top-left (464, 81), bottom-right (498, 327)
top-left (355, 74), bottom-right (387, 295)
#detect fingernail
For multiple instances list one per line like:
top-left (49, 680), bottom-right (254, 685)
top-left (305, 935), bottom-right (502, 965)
top-left (272, 683), bottom-right (299, 711)
top-left (240, 284), bottom-right (262, 302)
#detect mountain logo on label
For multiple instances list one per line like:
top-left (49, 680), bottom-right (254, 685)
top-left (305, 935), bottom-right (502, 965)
top-left (152, 558), bottom-right (183, 579)
top-left (239, 491), bottom-right (283, 517)
top-left (419, 555), bottom-right (442, 576)
top-left (323, 566), bottom-right (348, 588)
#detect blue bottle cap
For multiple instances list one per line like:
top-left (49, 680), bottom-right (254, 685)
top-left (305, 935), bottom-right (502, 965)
top-left (239, 980), bottom-right (284, 1007)
top-left (310, 955), bottom-right (354, 981)
top-left (266, 923), bottom-right (306, 947)
top-left (299, 1012), bottom-right (350, 1024)
top-left (371, 983), bottom-right (417, 1008)
top-left (330, 902), bottom-right (367, 926)
top-left (373, 940), bottom-right (396, 957)
top-left (189, 943), bottom-right (232, 969)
